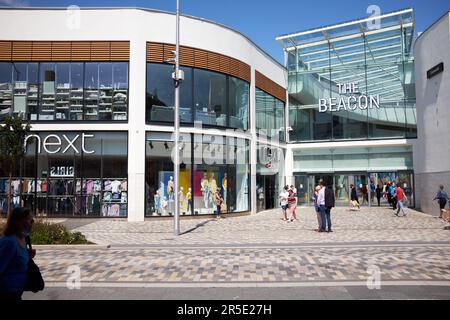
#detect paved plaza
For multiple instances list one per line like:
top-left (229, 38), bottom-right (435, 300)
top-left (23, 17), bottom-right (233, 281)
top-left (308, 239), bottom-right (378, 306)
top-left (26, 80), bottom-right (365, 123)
top-left (24, 206), bottom-right (450, 300)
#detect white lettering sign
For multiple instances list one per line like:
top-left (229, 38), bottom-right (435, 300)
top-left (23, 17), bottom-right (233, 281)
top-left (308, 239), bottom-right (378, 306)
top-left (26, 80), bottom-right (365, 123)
top-left (50, 166), bottom-right (75, 177)
top-left (25, 133), bottom-right (95, 154)
top-left (318, 82), bottom-right (381, 113)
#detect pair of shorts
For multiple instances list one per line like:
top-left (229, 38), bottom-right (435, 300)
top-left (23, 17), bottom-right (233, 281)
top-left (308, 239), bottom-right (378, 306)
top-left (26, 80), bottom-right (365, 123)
top-left (281, 205), bottom-right (288, 211)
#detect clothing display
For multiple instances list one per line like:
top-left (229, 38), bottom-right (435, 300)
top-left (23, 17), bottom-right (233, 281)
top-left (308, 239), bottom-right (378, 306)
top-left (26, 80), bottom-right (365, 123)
top-left (0, 175), bottom-right (128, 216)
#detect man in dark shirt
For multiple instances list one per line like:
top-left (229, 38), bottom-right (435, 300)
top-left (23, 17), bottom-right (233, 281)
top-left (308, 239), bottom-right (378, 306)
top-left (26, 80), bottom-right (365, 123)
top-left (324, 182), bottom-right (335, 233)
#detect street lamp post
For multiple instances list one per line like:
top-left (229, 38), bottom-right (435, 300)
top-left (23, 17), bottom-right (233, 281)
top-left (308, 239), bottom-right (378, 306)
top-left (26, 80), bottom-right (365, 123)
top-left (173, 0), bottom-right (183, 236)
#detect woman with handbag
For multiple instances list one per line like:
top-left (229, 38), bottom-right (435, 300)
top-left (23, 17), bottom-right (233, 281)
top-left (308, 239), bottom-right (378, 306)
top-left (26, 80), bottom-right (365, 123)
top-left (0, 207), bottom-right (36, 300)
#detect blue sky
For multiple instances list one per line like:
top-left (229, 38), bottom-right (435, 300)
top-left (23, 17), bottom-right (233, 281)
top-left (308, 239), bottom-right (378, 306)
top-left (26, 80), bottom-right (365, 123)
top-left (2, 0), bottom-right (449, 63)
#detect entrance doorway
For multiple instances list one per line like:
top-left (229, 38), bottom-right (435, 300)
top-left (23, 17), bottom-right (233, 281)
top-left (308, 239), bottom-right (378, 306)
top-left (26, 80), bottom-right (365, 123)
top-left (294, 172), bottom-right (414, 208)
top-left (256, 174), bottom-right (279, 212)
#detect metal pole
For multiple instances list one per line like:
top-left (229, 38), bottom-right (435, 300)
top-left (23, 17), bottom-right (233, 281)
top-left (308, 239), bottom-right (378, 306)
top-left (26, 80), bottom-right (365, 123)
top-left (174, 0), bottom-right (181, 236)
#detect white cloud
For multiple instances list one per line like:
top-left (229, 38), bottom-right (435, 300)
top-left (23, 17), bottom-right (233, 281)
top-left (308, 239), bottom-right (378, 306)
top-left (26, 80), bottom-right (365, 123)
top-left (0, 0), bottom-right (30, 7)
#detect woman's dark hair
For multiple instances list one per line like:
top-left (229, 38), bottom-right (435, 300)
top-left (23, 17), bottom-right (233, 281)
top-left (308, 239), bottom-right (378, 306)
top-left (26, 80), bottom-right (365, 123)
top-left (3, 207), bottom-right (31, 236)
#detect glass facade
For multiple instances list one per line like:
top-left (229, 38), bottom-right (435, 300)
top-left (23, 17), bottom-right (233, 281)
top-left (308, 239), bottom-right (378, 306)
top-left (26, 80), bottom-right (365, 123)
top-left (0, 132), bottom-right (128, 217)
top-left (255, 88), bottom-right (286, 142)
top-left (281, 9), bottom-right (417, 142)
top-left (0, 62), bottom-right (129, 121)
top-left (145, 132), bottom-right (250, 217)
top-left (293, 146), bottom-right (414, 207)
top-left (146, 63), bottom-right (249, 130)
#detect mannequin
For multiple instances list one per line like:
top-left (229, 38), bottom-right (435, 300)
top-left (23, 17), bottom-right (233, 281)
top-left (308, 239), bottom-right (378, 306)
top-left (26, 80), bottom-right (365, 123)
top-left (155, 182), bottom-right (165, 215)
top-left (209, 173), bottom-right (218, 209)
top-left (201, 173), bottom-right (209, 209)
top-left (167, 176), bottom-right (174, 200)
top-left (222, 173), bottom-right (227, 205)
top-left (179, 187), bottom-right (186, 214)
top-left (186, 187), bottom-right (193, 214)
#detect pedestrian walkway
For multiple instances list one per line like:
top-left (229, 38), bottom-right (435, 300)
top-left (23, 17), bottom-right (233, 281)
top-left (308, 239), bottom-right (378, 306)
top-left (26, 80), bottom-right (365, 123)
top-left (53, 207), bottom-right (449, 245)
top-left (24, 206), bottom-right (450, 300)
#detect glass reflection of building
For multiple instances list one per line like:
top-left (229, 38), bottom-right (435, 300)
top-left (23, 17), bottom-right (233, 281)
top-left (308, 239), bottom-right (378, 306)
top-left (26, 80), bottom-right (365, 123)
top-left (277, 8), bottom-right (417, 208)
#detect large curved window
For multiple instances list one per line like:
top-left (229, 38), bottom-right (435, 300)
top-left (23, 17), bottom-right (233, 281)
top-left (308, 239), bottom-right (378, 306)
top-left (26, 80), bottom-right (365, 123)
top-left (146, 63), bottom-right (249, 131)
top-left (145, 132), bottom-right (250, 217)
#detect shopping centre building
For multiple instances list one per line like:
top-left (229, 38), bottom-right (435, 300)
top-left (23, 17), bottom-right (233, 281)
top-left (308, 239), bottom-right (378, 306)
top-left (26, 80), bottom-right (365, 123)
top-left (278, 8), bottom-right (417, 207)
top-left (1, 7), bottom-right (447, 220)
top-left (0, 7), bottom-right (287, 221)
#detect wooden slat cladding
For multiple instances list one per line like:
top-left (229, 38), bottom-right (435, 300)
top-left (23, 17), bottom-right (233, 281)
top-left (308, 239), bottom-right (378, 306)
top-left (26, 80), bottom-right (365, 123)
top-left (51, 42), bottom-right (71, 61)
top-left (163, 44), bottom-right (176, 65)
top-left (0, 41), bottom-right (12, 60)
top-left (90, 41), bottom-right (110, 60)
top-left (12, 42), bottom-right (32, 61)
top-left (32, 42), bottom-right (52, 61)
top-left (255, 70), bottom-right (286, 103)
top-left (110, 41), bottom-right (130, 61)
top-left (193, 49), bottom-right (208, 69)
top-left (147, 42), bottom-right (251, 82)
top-left (146, 42), bottom-right (164, 63)
top-left (179, 46), bottom-right (194, 67)
top-left (207, 52), bottom-right (221, 73)
top-left (71, 41), bottom-right (91, 61)
top-left (0, 41), bottom-right (130, 61)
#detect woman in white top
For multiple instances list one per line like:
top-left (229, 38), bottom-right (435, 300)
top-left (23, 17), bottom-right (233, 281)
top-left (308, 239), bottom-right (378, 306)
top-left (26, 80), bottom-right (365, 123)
top-left (279, 186), bottom-right (289, 221)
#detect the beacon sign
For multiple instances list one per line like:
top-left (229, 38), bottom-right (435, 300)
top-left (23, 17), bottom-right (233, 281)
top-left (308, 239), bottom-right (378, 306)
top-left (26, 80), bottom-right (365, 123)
top-left (319, 82), bottom-right (380, 113)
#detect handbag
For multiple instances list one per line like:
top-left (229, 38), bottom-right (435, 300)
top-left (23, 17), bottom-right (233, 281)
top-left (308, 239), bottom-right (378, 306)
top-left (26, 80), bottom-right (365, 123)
top-left (24, 236), bottom-right (45, 293)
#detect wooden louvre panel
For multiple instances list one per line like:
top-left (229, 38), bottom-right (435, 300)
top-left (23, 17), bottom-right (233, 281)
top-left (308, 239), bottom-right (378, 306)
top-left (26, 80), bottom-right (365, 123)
top-left (146, 42), bottom-right (164, 63)
top-left (239, 63), bottom-right (251, 83)
top-left (31, 41), bottom-right (51, 61)
top-left (0, 41), bottom-right (12, 61)
top-left (51, 42), bottom-right (71, 61)
top-left (90, 41), bottom-right (110, 60)
top-left (12, 42), bottom-right (32, 61)
top-left (110, 41), bottom-right (129, 61)
top-left (207, 51), bottom-right (221, 73)
top-left (71, 41), bottom-right (91, 61)
top-left (163, 43), bottom-right (176, 65)
top-left (219, 55), bottom-right (230, 75)
top-left (228, 58), bottom-right (240, 79)
top-left (179, 46), bottom-right (194, 67)
top-left (194, 49), bottom-right (208, 69)
top-left (255, 70), bottom-right (286, 103)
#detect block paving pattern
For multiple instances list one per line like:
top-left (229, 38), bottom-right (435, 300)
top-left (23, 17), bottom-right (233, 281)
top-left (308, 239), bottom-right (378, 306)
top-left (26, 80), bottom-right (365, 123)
top-left (31, 207), bottom-right (450, 285)
top-left (57, 207), bottom-right (450, 245)
top-left (35, 246), bottom-right (450, 283)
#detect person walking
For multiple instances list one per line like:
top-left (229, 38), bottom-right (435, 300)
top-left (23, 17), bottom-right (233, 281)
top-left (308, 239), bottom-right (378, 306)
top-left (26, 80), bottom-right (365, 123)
top-left (287, 186), bottom-right (297, 222)
top-left (0, 207), bottom-right (36, 300)
top-left (279, 186), bottom-right (289, 221)
top-left (394, 184), bottom-right (408, 217)
top-left (385, 182), bottom-right (392, 206)
top-left (376, 184), bottom-right (383, 207)
top-left (370, 181), bottom-right (376, 204)
top-left (389, 182), bottom-right (397, 210)
top-left (350, 184), bottom-right (360, 209)
top-left (290, 185), bottom-right (298, 221)
top-left (433, 185), bottom-right (450, 218)
top-left (324, 182), bottom-right (335, 232)
top-left (214, 188), bottom-right (223, 219)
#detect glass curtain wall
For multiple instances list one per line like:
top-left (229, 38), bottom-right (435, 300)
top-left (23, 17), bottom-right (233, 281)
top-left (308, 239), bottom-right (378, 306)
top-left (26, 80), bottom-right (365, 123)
top-left (0, 62), bottom-right (129, 121)
top-left (255, 88), bottom-right (286, 142)
top-left (145, 132), bottom-right (250, 217)
top-left (283, 9), bottom-right (416, 142)
top-left (0, 132), bottom-right (128, 217)
top-left (146, 63), bottom-right (249, 131)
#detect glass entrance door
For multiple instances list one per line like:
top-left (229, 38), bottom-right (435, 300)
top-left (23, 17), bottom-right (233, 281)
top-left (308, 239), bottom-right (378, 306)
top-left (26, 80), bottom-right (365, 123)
top-left (334, 175), bottom-right (349, 206)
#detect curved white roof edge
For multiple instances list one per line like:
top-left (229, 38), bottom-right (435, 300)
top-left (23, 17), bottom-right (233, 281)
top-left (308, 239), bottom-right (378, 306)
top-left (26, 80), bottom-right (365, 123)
top-left (0, 6), bottom-right (286, 70)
